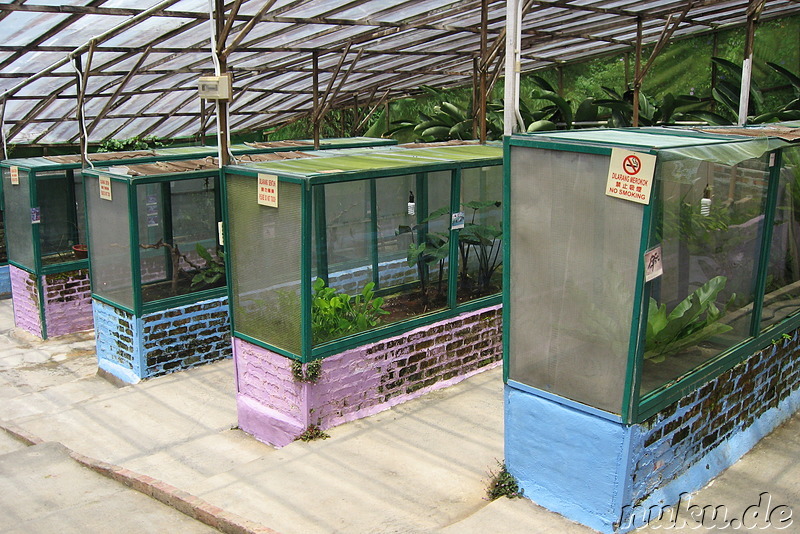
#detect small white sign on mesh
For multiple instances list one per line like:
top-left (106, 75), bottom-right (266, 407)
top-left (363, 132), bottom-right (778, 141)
top-left (99, 174), bottom-right (112, 201)
top-left (258, 174), bottom-right (278, 207)
top-left (644, 245), bottom-right (663, 282)
top-left (605, 148), bottom-right (656, 205)
top-left (10, 166), bottom-right (19, 185)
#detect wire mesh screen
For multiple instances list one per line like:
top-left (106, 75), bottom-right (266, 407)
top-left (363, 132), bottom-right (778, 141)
top-left (508, 147), bottom-right (641, 414)
top-left (37, 171), bottom-right (82, 265)
top-left (459, 166), bottom-right (503, 300)
top-left (228, 173), bottom-right (302, 355)
top-left (375, 174), bottom-right (416, 290)
top-left (763, 145), bottom-right (800, 329)
top-left (86, 174), bottom-right (133, 308)
top-left (2, 168), bottom-right (34, 268)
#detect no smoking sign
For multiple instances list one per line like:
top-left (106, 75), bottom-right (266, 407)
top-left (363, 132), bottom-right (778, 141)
top-left (605, 148), bottom-right (656, 205)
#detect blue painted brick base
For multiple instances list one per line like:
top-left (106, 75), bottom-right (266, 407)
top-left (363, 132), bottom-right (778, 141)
top-left (506, 329), bottom-right (800, 533)
top-left (94, 296), bottom-right (231, 383)
top-left (0, 265), bottom-right (11, 299)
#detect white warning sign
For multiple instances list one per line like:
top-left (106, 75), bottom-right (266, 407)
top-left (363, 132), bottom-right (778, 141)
top-left (605, 148), bottom-right (656, 205)
top-left (258, 174), bottom-right (278, 207)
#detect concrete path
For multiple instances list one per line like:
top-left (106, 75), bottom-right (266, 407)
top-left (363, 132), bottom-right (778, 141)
top-left (0, 442), bottom-right (218, 533)
top-left (0, 298), bottom-right (797, 533)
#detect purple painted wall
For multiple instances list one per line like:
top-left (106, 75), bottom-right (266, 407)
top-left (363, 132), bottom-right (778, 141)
top-left (10, 265), bottom-right (41, 337)
top-left (42, 269), bottom-right (93, 337)
top-left (236, 304), bottom-right (503, 447)
top-left (9, 265), bottom-right (92, 339)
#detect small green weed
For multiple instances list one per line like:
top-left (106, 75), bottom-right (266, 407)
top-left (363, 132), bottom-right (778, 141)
top-left (486, 462), bottom-right (523, 500)
top-left (297, 425), bottom-right (330, 442)
top-left (292, 359), bottom-right (322, 383)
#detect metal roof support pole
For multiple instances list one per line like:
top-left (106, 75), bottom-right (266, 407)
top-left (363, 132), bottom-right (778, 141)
top-left (472, 57), bottom-right (479, 139)
top-left (633, 18), bottom-right (643, 127)
top-left (214, 0), bottom-right (230, 166)
top-left (313, 50), bottom-right (320, 150)
top-left (503, 0), bottom-right (522, 136)
top-left (738, 0), bottom-right (765, 126)
top-left (479, 0), bottom-right (488, 143)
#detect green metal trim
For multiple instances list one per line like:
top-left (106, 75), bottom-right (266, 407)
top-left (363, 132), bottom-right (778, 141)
top-left (219, 168), bottom-right (236, 337)
top-left (416, 173), bottom-right (429, 284)
top-left (7, 260), bottom-right (34, 274)
top-left (369, 179), bottom-right (379, 288)
top-left (505, 137), bottom-right (614, 155)
top-left (161, 182), bottom-right (174, 284)
top-left (221, 168), bottom-right (307, 184)
top-left (232, 331), bottom-right (303, 361)
top-left (312, 184), bottom-right (329, 284)
top-left (140, 286), bottom-right (227, 315)
top-left (751, 150), bottom-right (782, 337)
top-left (130, 183), bottom-right (143, 315)
top-left (447, 168), bottom-right (460, 310)
top-left (622, 199), bottom-right (653, 424)
top-left (301, 185), bottom-right (313, 363)
top-left (29, 171), bottom-right (43, 275)
top-left (40, 259), bottom-right (89, 275)
top-left (91, 294), bottom-right (135, 315)
top-left (502, 139), bottom-right (512, 384)
top-left (35, 272), bottom-right (48, 339)
top-left (310, 294), bottom-right (502, 359)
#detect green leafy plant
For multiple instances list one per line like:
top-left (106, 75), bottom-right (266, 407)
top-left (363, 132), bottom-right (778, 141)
top-left (311, 279), bottom-right (389, 343)
top-left (457, 200), bottom-right (502, 293)
top-left (398, 208), bottom-right (451, 302)
top-left (296, 424), bottom-right (330, 442)
top-left (645, 276), bottom-right (735, 363)
top-left (292, 359), bottom-right (323, 383)
top-left (98, 135), bottom-right (166, 152)
top-left (486, 461), bottom-right (523, 500)
top-left (191, 243), bottom-right (225, 289)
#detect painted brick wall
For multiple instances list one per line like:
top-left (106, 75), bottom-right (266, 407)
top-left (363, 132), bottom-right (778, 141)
top-left (625, 329), bottom-right (800, 525)
top-left (0, 265), bottom-right (11, 298)
top-left (236, 304), bottom-right (502, 447)
top-left (141, 296), bottom-right (231, 377)
top-left (95, 296), bottom-right (231, 383)
top-left (93, 299), bottom-right (137, 375)
top-left (9, 265), bottom-right (42, 337)
top-left (42, 269), bottom-right (93, 337)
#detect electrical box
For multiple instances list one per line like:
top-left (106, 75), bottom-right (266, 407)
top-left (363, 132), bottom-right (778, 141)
top-left (198, 74), bottom-right (232, 100)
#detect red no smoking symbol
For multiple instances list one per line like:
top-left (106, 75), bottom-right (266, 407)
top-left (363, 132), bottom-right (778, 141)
top-left (623, 155), bottom-right (641, 175)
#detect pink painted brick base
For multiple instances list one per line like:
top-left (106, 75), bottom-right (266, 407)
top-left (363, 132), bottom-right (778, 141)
top-left (9, 265), bottom-right (93, 339)
top-left (235, 304), bottom-right (502, 447)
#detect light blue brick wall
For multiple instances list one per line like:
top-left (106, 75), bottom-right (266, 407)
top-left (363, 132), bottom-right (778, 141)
top-left (0, 265), bottom-right (11, 298)
top-left (94, 296), bottom-right (231, 383)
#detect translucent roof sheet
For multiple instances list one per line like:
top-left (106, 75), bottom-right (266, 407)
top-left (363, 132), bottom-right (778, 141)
top-left (230, 143), bottom-right (502, 177)
top-left (0, 1), bottom-right (797, 145)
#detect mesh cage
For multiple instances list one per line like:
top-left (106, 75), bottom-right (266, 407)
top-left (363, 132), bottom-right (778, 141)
top-left (86, 174), bottom-right (134, 308)
top-left (228, 173), bottom-right (302, 355)
top-left (321, 179), bottom-right (371, 291)
top-left (37, 171), bottom-right (75, 262)
top-left (508, 147), bottom-right (641, 414)
top-left (2, 168), bottom-right (34, 268)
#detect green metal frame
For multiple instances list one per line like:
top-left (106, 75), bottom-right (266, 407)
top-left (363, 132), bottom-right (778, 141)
top-left (505, 132), bottom-right (798, 424)
top-left (224, 150), bottom-right (504, 364)
top-left (84, 168), bottom-right (227, 316)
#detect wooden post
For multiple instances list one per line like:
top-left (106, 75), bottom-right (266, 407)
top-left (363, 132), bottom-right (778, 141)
top-left (215, 0), bottom-right (230, 165)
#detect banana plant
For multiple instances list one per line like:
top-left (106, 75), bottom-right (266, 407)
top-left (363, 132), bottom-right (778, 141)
top-left (527, 76), bottom-right (598, 130)
top-left (594, 86), bottom-right (707, 127)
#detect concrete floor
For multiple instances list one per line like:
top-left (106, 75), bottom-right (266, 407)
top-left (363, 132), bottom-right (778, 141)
top-left (0, 299), bottom-right (797, 533)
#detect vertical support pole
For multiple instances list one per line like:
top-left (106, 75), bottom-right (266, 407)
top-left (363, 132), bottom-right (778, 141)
top-left (633, 18), bottom-right (643, 128)
top-left (738, 1), bottom-right (761, 126)
top-left (312, 184), bottom-right (328, 285)
top-left (479, 0), bottom-right (488, 143)
top-left (503, 0), bottom-right (522, 136)
top-left (214, 0), bottom-right (230, 166)
top-left (312, 50), bottom-right (320, 149)
top-left (472, 57), bottom-right (480, 140)
top-left (73, 55), bottom-right (88, 168)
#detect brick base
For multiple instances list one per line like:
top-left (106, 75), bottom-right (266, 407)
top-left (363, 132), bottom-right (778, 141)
top-left (235, 304), bottom-right (502, 447)
top-left (94, 296), bottom-right (232, 383)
